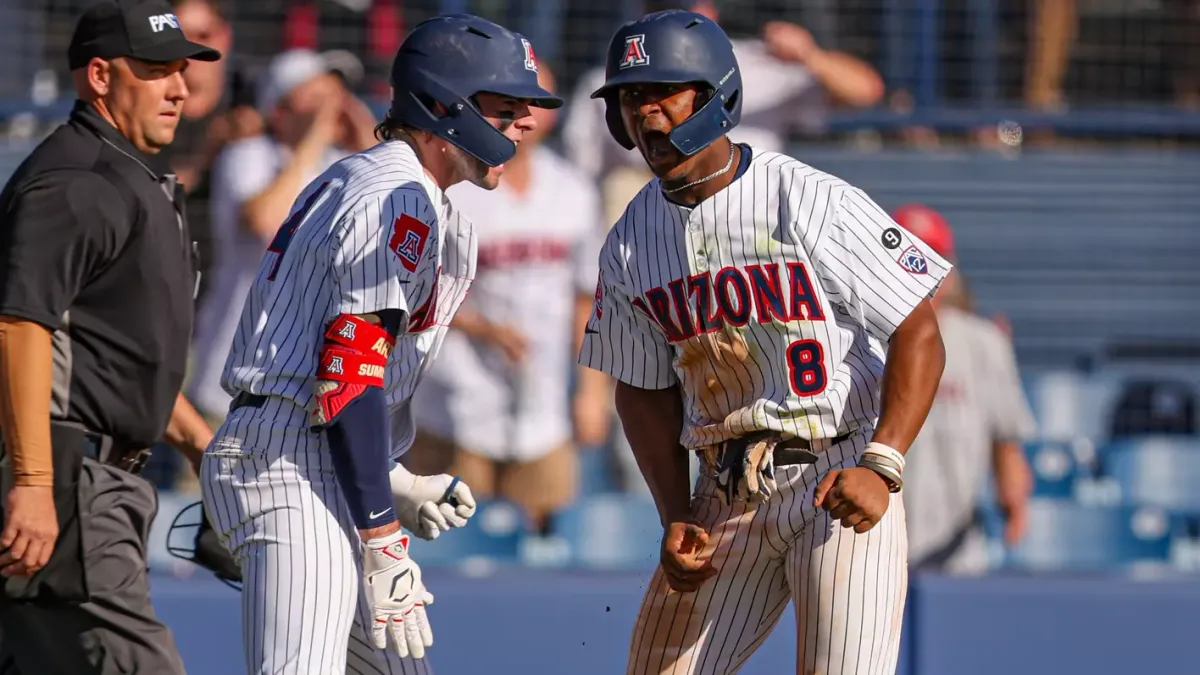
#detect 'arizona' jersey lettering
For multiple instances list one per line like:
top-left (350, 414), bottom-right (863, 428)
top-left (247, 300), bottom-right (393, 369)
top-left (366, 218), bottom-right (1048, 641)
top-left (579, 148), bottom-right (951, 450)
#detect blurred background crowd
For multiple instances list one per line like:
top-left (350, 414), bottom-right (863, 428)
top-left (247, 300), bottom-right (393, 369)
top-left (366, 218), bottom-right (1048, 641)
top-left (3, 2), bottom-right (1200, 671)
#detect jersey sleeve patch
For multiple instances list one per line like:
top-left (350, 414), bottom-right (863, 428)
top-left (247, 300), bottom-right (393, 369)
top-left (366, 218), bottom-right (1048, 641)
top-left (388, 213), bottom-right (431, 273)
top-left (896, 245), bottom-right (928, 275)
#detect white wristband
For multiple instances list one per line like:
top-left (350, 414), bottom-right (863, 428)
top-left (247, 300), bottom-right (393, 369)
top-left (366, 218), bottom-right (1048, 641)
top-left (863, 442), bottom-right (906, 474)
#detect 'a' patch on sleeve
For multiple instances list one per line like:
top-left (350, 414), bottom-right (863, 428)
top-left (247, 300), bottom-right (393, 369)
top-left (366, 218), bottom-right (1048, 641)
top-left (388, 214), bottom-right (431, 273)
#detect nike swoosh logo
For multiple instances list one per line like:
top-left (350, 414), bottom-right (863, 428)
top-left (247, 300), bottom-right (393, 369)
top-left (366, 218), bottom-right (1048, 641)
top-left (584, 327), bottom-right (599, 335)
top-left (369, 508), bottom-right (393, 519)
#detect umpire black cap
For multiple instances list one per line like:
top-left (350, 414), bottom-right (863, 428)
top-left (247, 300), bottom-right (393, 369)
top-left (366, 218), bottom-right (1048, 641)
top-left (68, 0), bottom-right (221, 70)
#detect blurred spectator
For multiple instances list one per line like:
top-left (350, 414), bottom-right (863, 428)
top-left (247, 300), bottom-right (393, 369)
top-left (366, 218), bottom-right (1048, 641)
top-left (186, 48), bottom-right (377, 427)
top-left (563, 0), bottom-right (884, 224)
top-left (281, 0), bottom-right (404, 97)
top-left (406, 64), bottom-right (611, 533)
top-left (161, 0), bottom-right (260, 308)
top-left (893, 204), bottom-right (1036, 575)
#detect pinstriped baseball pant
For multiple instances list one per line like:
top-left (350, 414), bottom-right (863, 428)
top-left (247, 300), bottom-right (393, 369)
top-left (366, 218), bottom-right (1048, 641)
top-left (200, 428), bottom-right (434, 675)
top-left (627, 433), bottom-right (908, 675)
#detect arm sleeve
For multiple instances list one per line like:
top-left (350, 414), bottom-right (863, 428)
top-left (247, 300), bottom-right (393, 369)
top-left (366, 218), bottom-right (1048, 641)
top-left (979, 323), bottom-right (1038, 443)
top-left (332, 185), bottom-right (438, 321)
top-left (810, 187), bottom-right (952, 342)
top-left (0, 172), bottom-right (130, 329)
top-left (577, 232), bottom-right (677, 390)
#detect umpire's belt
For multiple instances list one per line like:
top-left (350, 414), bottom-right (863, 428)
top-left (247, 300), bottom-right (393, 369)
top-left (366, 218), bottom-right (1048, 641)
top-left (51, 422), bottom-right (151, 475)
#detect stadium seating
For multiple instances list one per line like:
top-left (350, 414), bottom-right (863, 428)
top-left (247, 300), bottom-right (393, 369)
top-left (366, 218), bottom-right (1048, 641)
top-left (1004, 499), bottom-right (1174, 572)
top-left (1024, 441), bottom-right (1085, 498)
top-left (552, 494), bottom-right (660, 570)
top-left (1102, 437), bottom-right (1200, 514)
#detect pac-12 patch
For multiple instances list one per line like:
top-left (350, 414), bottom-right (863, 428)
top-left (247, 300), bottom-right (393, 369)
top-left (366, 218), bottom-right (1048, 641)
top-left (388, 214), bottom-right (431, 273)
top-left (897, 245), bottom-right (928, 274)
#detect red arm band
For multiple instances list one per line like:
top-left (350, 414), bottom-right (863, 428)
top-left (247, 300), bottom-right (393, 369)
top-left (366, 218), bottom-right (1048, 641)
top-left (323, 314), bottom-right (396, 361)
top-left (310, 314), bottom-right (397, 428)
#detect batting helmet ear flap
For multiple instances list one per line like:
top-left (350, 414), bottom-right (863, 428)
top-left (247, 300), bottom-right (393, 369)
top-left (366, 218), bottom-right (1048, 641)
top-left (390, 71), bottom-right (519, 167)
top-left (669, 85), bottom-right (738, 156)
top-left (603, 94), bottom-right (636, 151)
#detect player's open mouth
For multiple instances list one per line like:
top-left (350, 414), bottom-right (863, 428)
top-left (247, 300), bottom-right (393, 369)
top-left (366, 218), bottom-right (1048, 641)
top-left (640, 130), bottom-right (675, 162)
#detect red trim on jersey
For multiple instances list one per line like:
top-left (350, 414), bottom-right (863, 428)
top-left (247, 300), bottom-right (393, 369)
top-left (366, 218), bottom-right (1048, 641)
top-left (323, 314), bottom-right (396, 360)
top-left (408, 268), bottom-right (441, 333)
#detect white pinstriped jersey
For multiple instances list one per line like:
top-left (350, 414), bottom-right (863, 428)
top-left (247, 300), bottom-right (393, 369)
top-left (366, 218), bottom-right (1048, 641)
top-left (218, 140), bottom-right (476, 457)
top-left (579, 147), bottom-right (951, 450)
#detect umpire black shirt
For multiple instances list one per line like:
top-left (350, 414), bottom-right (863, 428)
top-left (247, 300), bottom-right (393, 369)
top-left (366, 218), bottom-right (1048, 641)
top-left (0, 101), bottom-right (198, 450)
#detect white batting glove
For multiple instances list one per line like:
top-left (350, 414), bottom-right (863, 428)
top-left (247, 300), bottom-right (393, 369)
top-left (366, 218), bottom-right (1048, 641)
top-left (389, 463), bottom-right (478, 540)
top-left (362, 530), bottom-right (435, 659)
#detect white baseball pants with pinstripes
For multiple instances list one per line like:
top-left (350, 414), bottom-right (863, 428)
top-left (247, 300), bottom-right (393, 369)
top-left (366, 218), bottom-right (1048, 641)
top-left (200, 423), bottom-right (434, 675)
top-left (627, 433), bottom-right (907, 675)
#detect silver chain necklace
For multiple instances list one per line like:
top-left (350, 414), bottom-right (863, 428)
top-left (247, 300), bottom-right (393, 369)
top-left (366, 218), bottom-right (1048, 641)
top-left (662, 144), bottom-right (736, 194)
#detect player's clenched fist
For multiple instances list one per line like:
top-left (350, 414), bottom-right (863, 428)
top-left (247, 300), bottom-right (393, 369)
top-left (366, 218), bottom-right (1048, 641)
top-left (389, 464), bottom-right (477, 540)
top-left (814, 467), bottom-right (891, 533)
top-left (362, 531), bottom-right (435, 659)
top-left (660, 522), bottom-right (719, 593)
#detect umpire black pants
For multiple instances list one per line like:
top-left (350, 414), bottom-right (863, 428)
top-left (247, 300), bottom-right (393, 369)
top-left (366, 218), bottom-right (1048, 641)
top-left (0, 458), bottom-right (186, 674)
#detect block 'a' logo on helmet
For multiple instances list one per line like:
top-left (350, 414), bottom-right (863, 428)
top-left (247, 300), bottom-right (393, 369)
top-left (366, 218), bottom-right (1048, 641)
top-left (521, 38), bottom-right (538, 72)
top-left (619, 34), bottom-right (649, 70)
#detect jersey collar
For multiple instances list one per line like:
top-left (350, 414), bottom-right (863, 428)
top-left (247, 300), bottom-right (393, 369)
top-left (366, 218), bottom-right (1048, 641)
top-left (70, 99), bottom-right (171, 179)
top-left (663, 143), bottom-right (755, 209)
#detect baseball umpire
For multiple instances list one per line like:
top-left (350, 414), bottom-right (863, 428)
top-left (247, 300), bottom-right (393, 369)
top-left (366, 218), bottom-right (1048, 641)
top-left (0, 1), bottom-right (220, 672)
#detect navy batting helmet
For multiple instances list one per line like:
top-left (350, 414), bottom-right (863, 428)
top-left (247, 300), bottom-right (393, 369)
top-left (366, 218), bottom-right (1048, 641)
top-left (591, 10), bottom-right (741, 156)
top-left (389, 14), bottom-right (562, 167)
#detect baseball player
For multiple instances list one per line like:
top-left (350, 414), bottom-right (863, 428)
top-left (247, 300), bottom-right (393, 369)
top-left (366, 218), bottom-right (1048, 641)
top-left (198, 14), bottom-right (561, 674)
top-left (890, 205), bottom-right (1035, 574)
top-left (579, 10), bottom-right (951, 675)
